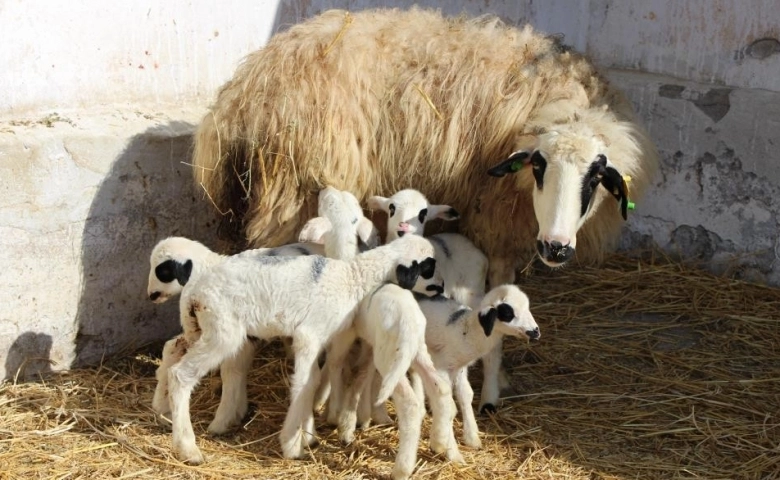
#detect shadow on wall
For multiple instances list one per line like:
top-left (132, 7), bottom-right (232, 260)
top-left (4, 332), bottom-right (53, 383)
top-left (73, 122), bottom-right (220, 368)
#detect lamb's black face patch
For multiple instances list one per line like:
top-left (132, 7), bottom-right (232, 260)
top-left (418, 257), bottom-right (436, 280)
top-left (395, 262), bottom-right (420, 290)
top-left (418, 208), bottom-right (428, 223)
top-left (496, 303), bottom-right (515, 323)
top-left (155, 259), bottom-right (193, 286)
top-left (529, 151), bottom-right (546, 189)
top-left (311, 256), bottom-right (328, 282)
top-left (388, 203), bottom-right (396, 216)
top-left (428, 235), bottom-right (451, 259)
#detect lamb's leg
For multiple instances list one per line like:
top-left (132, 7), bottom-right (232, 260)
top-left (324, 330), bottom-right (356, 426)
top-left (479, 341), bottom-right (504, 413)
top-left (152, 335), bottom-right (188, 416)
top-left (169, 337), bottom-right (234, 464)
top-left (338, 348), bottom-right (373, 444)
top-left (313, 356), bottom-right (331, 413)
top-left (414, 357), bottom-right (463, 464)
top-left (390, 377), bottom-right (424, 480)
top-left (208, 339), bottom-right (256, 434)
top-left (453, 367), bottom-right (481, 449)
top-left (370, 367), bottom-right (394, 425)
top-left (279, 337), bottom-right (321, 459)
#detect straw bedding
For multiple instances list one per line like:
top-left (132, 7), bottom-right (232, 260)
top-left (2, 252), bottom-right (779, 479)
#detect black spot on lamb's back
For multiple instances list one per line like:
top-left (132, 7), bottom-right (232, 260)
top-left (295, 246), bottom-right (311, 255)
top-left (311, 256), bottom-right (328, 282)
top-left (428, 235), bottom-right (451, 258)
top-left (448, 307), bottom-right (470, 325)
top-left (254, 255), bottom-right (301, 265)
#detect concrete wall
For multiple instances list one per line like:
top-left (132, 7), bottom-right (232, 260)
top-left (2, 0), bottom-right (779, 380)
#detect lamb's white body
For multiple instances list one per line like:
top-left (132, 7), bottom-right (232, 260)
top-left (338, 283), bottom-right (463, 479)
top-left (167, 234), bottom-right (439, 463)
top-left (416, 285), bottom-right (539, 447)
top-left (148, 237), bottom-right (323, 432)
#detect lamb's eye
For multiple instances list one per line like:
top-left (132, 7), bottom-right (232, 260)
top-left (418, 208), bottom-right (428, 223)
top-left (496, 303), bottom-right (515, 322)
top-left (389, 204), bottom-right (396, 216)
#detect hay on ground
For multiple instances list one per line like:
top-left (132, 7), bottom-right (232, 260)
top-left (2, 252), bottom-right (780, 479)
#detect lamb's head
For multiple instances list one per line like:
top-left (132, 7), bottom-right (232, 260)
top-left (477, 284), bottom-right (539, 341)
top-left (368, 189), bottom-right (460, 242)
top-left (299, 187), bottom-right (380, 257)
top-left (487, 120), bottom-right (631, 268)
top-left (388, 234), bottom-right (445, 297)
top-left (147, 237), bottom-right (209, 303)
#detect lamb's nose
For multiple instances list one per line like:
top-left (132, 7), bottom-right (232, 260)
top-left (149, 292), bottom-right (161, 301)
top-left (526, 327), bottom-right (540, 342)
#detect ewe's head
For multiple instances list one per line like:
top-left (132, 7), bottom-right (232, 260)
top-left (390, 234), bottom-right (445, 297)
top-left (487, 119), bottom-right (631, 268)
top-left (477, 285), bottom-right (539, 341)
top-left (147, 237), bottom-right (207, 303)
top-left (368, 189), bottom-right (460, 242)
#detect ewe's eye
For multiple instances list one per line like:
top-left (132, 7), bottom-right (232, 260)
top-left (530, 151), bottom-right (546, 189)
top-left (418, 208), bottom-right (428, 223)
top-left (389, 203), bottom-right (396, 216)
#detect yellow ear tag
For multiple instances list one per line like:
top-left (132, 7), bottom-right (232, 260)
top-left (623, 175), bottom-right (635, 210)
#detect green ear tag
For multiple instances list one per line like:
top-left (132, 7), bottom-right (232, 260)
top-left (510, 160), bottom-right (524, 172)
top-left (627, 201), bottom-right (636, 210)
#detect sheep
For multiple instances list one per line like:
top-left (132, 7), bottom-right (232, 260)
top-left (368, 188), bottom-right (512, 412)
top-left (191, 7), bottom-right (658, 291)
top-left (337, 283), bottom-right (463, 480)
top-left (147, 237), bottom-right (323, 432)
top-left (165, 232), bottom-right (440, 463)
top-left (415, 285), bottom-right (539, 448)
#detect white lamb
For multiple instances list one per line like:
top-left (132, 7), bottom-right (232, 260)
top-left (166, 232), bottom-right (440, 464)
top-left (147, 237), bottom-right (323, 432)
top-left (415, 285), bottom-right (539, 448)
top-left (368, 188), bottom-right (509, 412)
top-left (337, 282), bottom-right (464, 479)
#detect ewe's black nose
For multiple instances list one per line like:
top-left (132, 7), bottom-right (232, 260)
top-left (526, 327), bottom-right (541, 341)
top-left (149, 292), bottom-right (161, 301)
top-left (537, 240), bottom-right (575, 264)
top-left (397, 230), bottom-right (406, 237)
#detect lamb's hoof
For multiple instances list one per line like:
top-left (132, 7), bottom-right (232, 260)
top-left (303, 432), bottom-right (320, 448)
top-left (479, 403), bottom-right (497, 415)
top-left (391, 464), bottom-right (413, 480)
top-left (175, 445), bottom-right (205, 465)
top-left (429, 438), bottom-right (448, 456)
top-left (371, 410), bottom-right (393, 425)
top-left (207, 418), bottom-right (235, 436)
top-left (464, 433), bottom-right (482, 449)
top-left (339, 430), bottom-right (355, 445)
top-left (448, 449), bottom-right (466, 465)
top-left (281, 434), bottom-right (305, 459)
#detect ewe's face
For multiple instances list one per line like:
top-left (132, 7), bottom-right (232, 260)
top-left (368, 189), bottom-right (459, 242)
top-left (477, 286), bottom-right (539, 340)
top-left (147, 253), bottom-right (193, 303)
top-left (487, 130), bottom-right (628, 268)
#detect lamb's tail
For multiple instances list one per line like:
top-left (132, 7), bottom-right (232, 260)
top-left (374, 309), bottom-right (423, 406)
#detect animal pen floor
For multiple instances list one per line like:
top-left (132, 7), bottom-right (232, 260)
top-left (2, 253), bottom-right (779, 480)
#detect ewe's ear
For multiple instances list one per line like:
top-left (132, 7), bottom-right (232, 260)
top-left (299, 216), bottom-right (332, 244)
top-left (597, 156), bottom-right (629, 220)
top-left (477, 307), bottom-right (498, 337)
top-left (487, 151), bottom-right (531, 177)
top-left (366, 195), bottom-right (391, 213)
top-left (429, 204), bottom-right (460, 221)
top-left (395, 261), bottom-right (421, 290)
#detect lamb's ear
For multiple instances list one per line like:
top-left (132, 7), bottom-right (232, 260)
top-left (395, 261), bottom-right (421, 290)
top-left (366, 195), bottom-right (391, 213)
top-left (356, 217), bottom-right (380, 249)
top-left (428, 204), bottom-right (460, 221)
top-left (487, 151), bottom-right (531, 177)
top-left (477, 307), bottom-right (498, 337)
top-left (299, 216), bottom-right (332, 244)
top-left (598, 156), bottom-right (629, 220)
top-left (174, 260), bottom-right (192, 286)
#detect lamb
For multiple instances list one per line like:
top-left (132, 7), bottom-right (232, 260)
top-left (147, 236), bottom-right (323, 432)
top-left (166, 232), bottom-right (440, 463)
top-left (415, 285), bottom-right (540, 448)
top-left (337, 283), bottom-right (463, 479)
top-left (368, 188), bottom-right (511, 412)
top-left (191, 7), bottom-right (658, 291)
